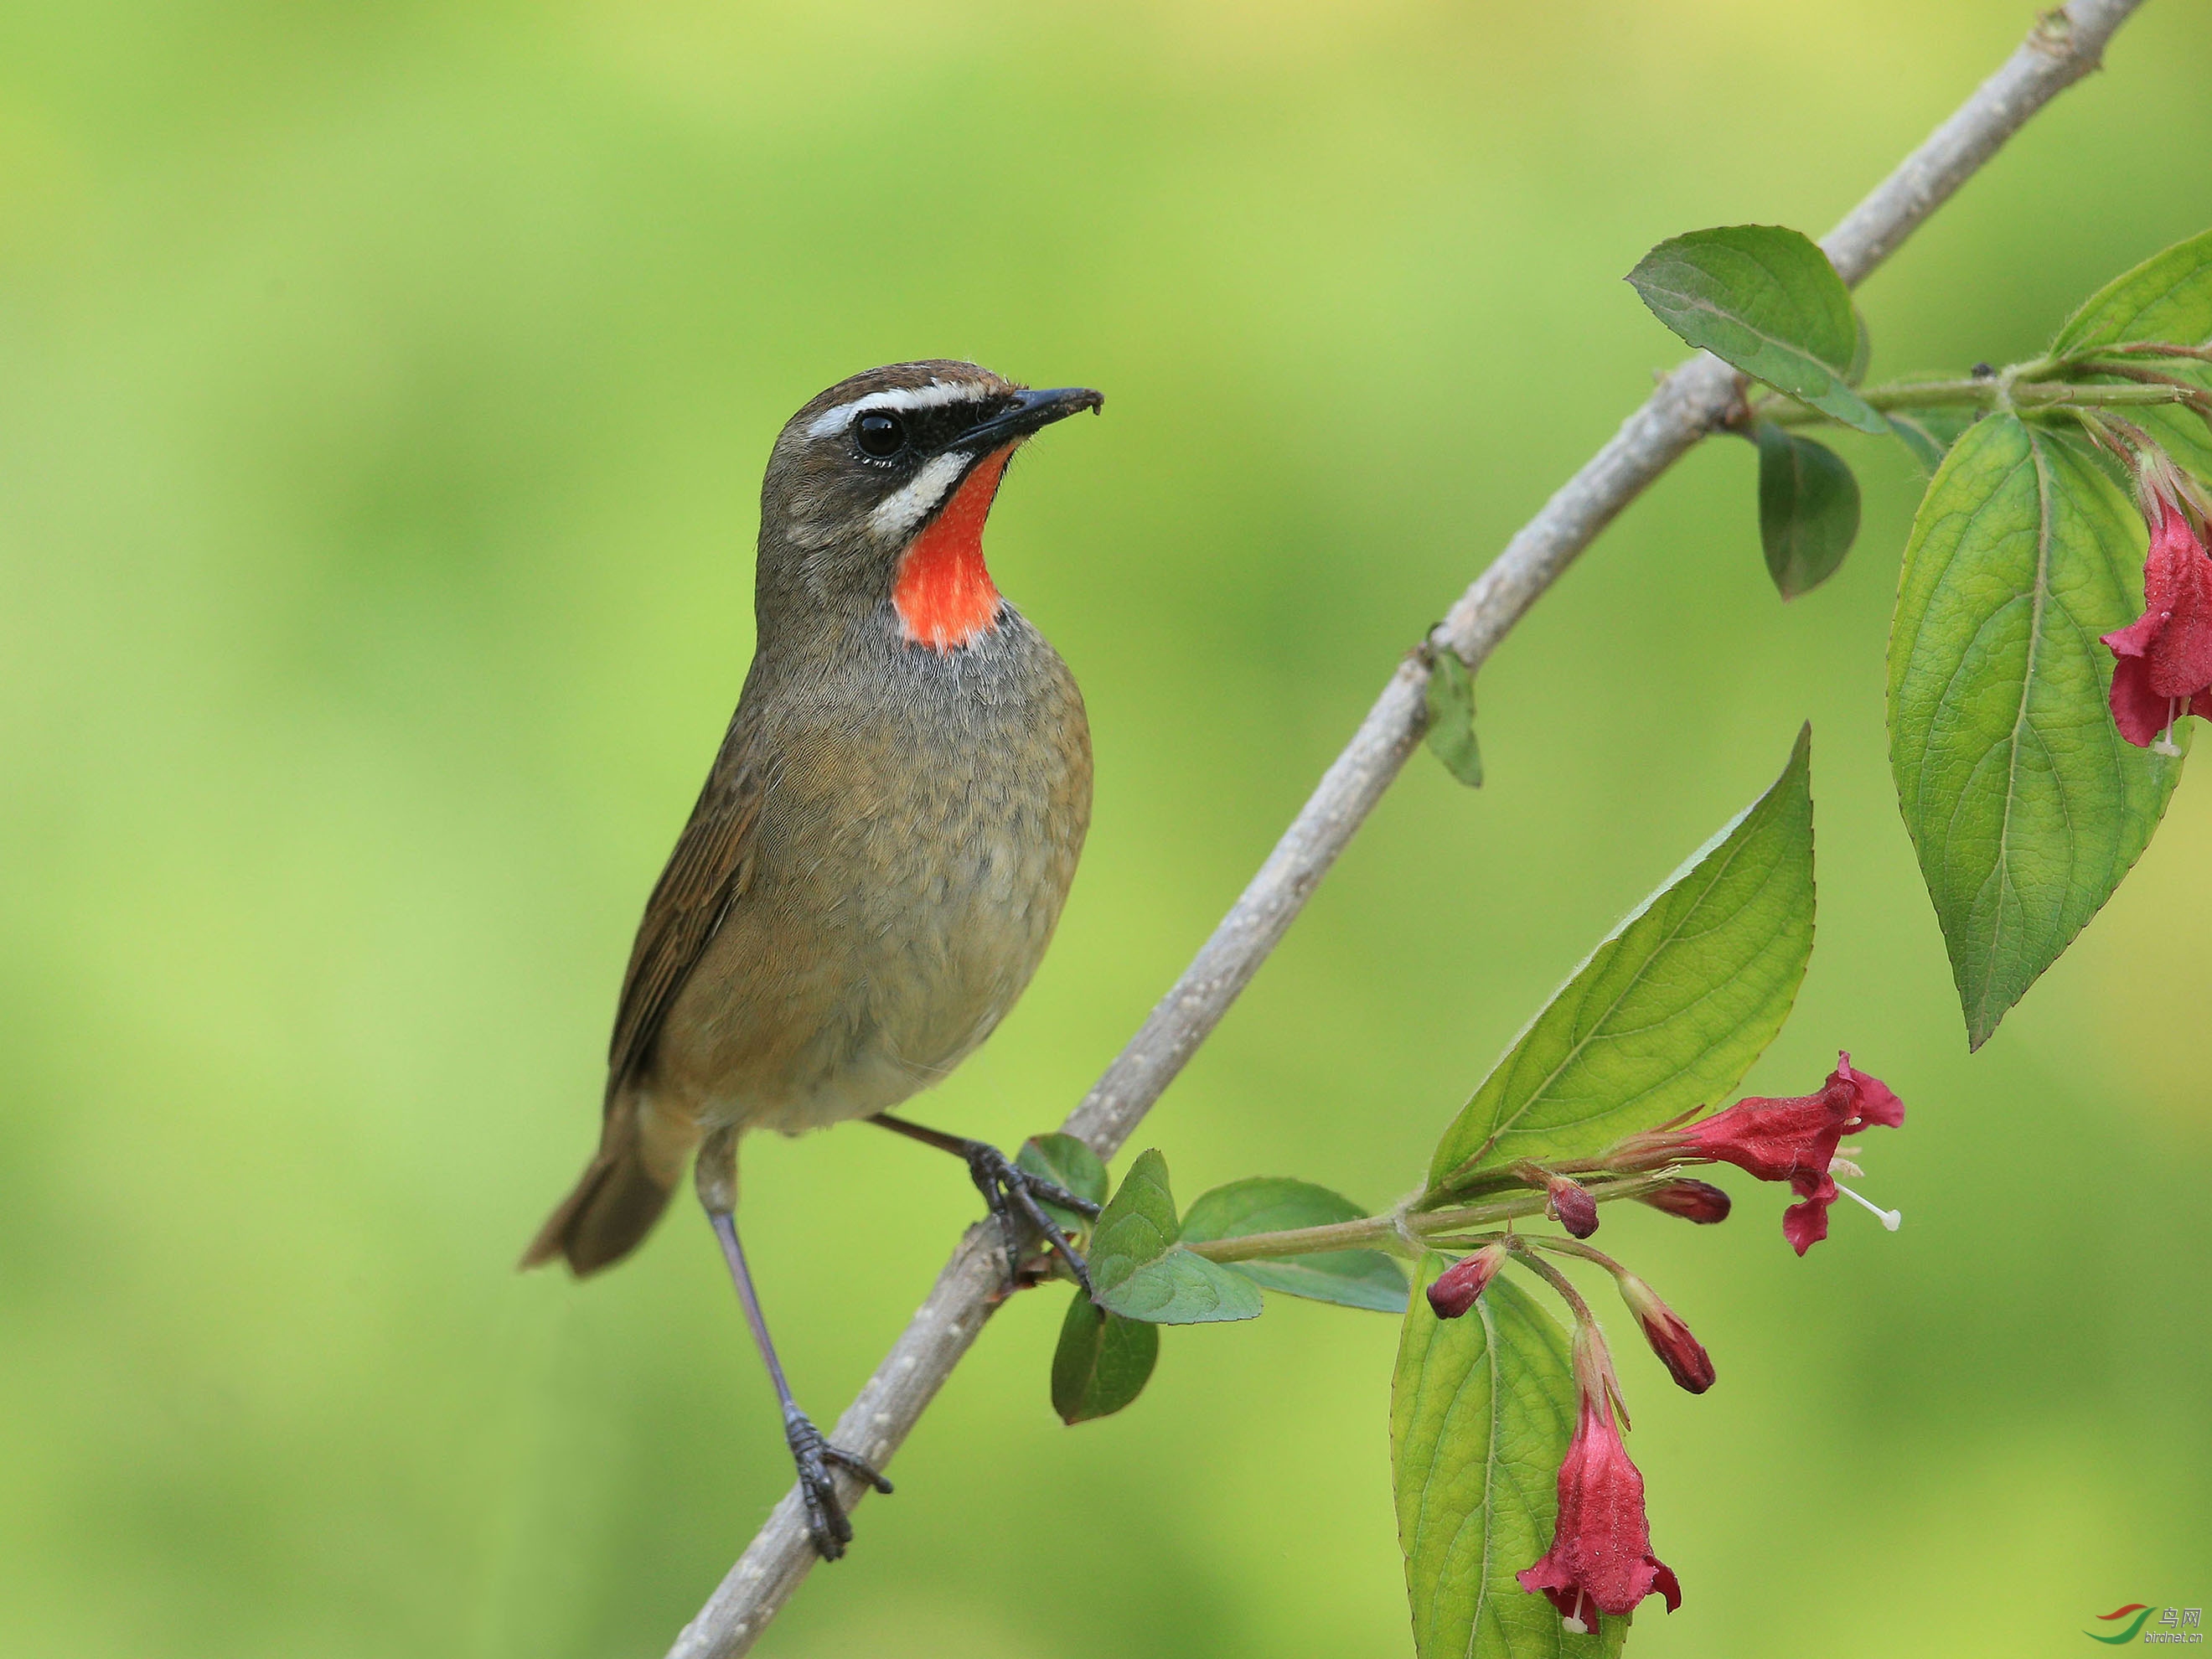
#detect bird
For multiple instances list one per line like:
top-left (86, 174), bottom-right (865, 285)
top-left (521, 360), bottom-right (1104, 1558)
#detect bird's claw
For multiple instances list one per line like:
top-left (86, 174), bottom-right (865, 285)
top-left (960, 1141), bottom-right (1099, 1296)
top-left (784, 1410), bottom-right (892, 1562)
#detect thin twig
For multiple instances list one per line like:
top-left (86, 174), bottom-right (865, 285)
top-left (665, 4), bottom-right (2145, 1652)
top-left (1181, 1176), bottom-right (1673, 1264)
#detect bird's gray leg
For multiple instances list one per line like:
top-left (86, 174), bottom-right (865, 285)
top-left (868, 1114), bottom-right (1099, 1295)
top-left (696, 1127), bottom-right (891, 1561)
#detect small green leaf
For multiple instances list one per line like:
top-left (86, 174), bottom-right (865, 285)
top-left (1017, 1132), bottom-right (1109, 1235)
top-left (1627, 225), bottom-right (1885, 434)
top-left (1051, 1291), bottom-right (1159, 1424)
top-left (1889, 413), bottom-right (2184, 1047)
top-left (1428, 727), bottom-right (1815, 1191)
top-left (1887, 406), bottom-right (1979, 475)
top-left (1755, 421), bottom-right (1860, 598)
top-left (1088, 1150), bottom-right (1264, 1325)
top-left (1425, 650), bottom-right (1485, 787)
top-left (1394, 1258), bottom-right (1624, 1659)
top-left (1181, 1178), bottom-right (1408, 1313)
top-left (2052, 227), bottom-right (2212, 355)
top-left (1096, 1248), bottom-right (1265, 1324)
top-left (1088, 1148), bottom-right (1179, 1292)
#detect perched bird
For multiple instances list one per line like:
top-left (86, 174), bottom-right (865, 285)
top-left (522, 361), bottom-right (1103, 1557)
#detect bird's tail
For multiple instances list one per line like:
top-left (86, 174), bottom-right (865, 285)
top-left (519, 1098), bottom-right (695, 1276)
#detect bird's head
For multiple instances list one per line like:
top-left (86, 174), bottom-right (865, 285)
top-left (757, 360), bottom-right (1103, 651)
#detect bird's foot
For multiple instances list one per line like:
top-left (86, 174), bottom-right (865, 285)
top-left (959, 1140), bottom-right (1101, 1296)
top-left (784, 1409), bottom-right (892, 1562)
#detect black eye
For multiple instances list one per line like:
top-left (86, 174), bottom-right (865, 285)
top-left (855, 411), bottom-right (907, 459)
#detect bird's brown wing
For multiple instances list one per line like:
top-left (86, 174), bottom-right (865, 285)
top-left (604, 724), bottom-right (773, 1103)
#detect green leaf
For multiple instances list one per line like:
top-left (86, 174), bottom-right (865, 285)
top-left (1755, 421), bottom-right (1860, 598)
top-left (1088, 1147), bottom-right (1178, 1291)
top-left (1889, 413), bottom-right (2184, 1047)
top-left (1017, 1132), bottom-right (1109, 1236)
top-left (1425, 650), bottom-right (1485, 787)
top-left (1088, 1150), bottom-right (1264, 1325)
top-left (2052, 227), bottom-right (2212, 354)
top-left (1627, 225), bottom-right (1885, 434)
top-left (1181, 1178), bottom-right (1408, 1313)
top-left (1096, 1248), bottom-right (1265, 1324)
top-left (1887, 406), bottom-right (1979, 475)
top-left (1428, 727), bottom-right (1815, 1191)
top-left (1394, 1258), bottom-right (1625, 1659)
top-left (1050, 1291), bottom-right (1159, 1424)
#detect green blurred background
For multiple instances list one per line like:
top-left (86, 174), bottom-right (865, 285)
top-left (4, 3), bottom-right (2209, 1655)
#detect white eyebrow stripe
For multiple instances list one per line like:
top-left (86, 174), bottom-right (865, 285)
top-left (868, 451), bottom-right (970, 540)
top-left (805, 380), bottom-right (997, 438)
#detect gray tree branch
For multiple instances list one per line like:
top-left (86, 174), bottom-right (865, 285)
top-left (667, 3), bottom-right (2145, 1651)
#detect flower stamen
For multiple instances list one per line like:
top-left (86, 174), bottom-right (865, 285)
top-left (1562, 1589), bottom-right (1592, 1636)
top-left (1834, 1181), bottom-right (1900, 1231)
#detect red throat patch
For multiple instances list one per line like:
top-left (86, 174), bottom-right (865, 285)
top-left (893, 445), bottom-right (1013, 651)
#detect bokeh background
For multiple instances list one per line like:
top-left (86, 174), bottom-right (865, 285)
top-left (5, 3), bottom-right (2209, 1655)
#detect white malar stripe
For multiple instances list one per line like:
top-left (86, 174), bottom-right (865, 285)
top-left (805, 380), bottom-right (995, 438)
top-left (869, 452), bottom-right (969, 540)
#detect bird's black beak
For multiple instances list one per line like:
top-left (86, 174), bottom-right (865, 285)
top-left (943, 385), bottom-right (1104, 456)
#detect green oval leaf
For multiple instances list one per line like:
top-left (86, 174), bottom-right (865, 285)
top-left (1051, 1291), bottom-right (1160, 1424)
top-left (1393, 1258), bottom-right (1624, 1659)
top-left (1888, 413), bottom-right (2184, 1048)
top-left (1181, 1178), bottom-right (1408, 1313)
top-left (1088, 1150), bottom-right (1264, 1325)
top-left (1017, 1131), bottom-right (1109, 1236)
top-left (1425, 650), bottom-right (1485, 787)
top-left (1095, 1248), bottom-right (1265, 1324)
top-left (1088, 1146), bottom-right (1180, 1294)
top-left (1755, 421), bottom-right (1861, 598)
top-left (2052, 227), bottom-right (2212, 354)
top-left (1428, 727), bottom-right (1815, 1191)
top-left (1627, 225), bottom-right (1885, 434)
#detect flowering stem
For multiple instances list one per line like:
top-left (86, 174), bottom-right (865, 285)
top-left (1503, 1238), bottom-right (1599, 1328)
top-left (1754, 376), bottom-right (2199, 427)
top-left (1181, 1175), bottom-right (1677, 1264)
top-left (1526, 1234), bottom-right (1632, 1280)
top-left (2080, 341), bottom-right (2212, 364)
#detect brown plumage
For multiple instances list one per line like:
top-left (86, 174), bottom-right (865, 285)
top-left (523, 361), bottom-right (1098, 1283)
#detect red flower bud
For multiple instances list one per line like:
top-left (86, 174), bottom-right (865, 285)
top-left (1636, 1179), bottom-right (1732, 1224)
top-left (1517, 1328), bottom-right (1681, 1634)
top-left (1426, 1243), bottom-right (1507, 1319)
top-left (1546, 1174), bottom-right (1600, 1238)
top-left (1616, 1274), bottom-right (1714, 1394)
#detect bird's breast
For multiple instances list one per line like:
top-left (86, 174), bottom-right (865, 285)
top-left (657, 611), bottom-right (1091, 1134)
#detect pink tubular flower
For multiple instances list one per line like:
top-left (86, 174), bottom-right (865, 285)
top-left (1616, 1274), bottom-right (1714, 1394)
top-left (1518, 1328), bottom-right (1681, 1634)
top-left (1426, 1243), bottom-right (1507, 1319)
top-left (2102, 499), bottom-right (2212, 751)
top-left (1611, 1052), bottom-right (1903, 1254)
